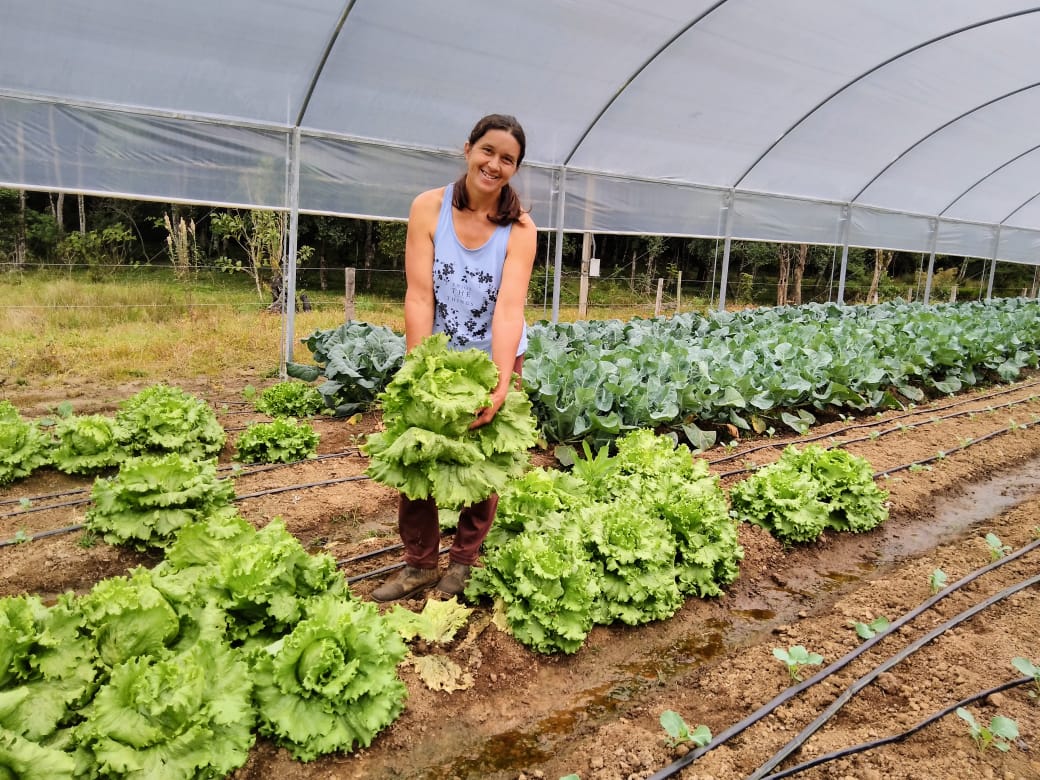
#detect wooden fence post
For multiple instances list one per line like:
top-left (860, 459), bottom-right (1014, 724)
top-left (578, 233), bottom-right (592, 319)
top-left (654, 278), bottom-right (664, 316)
top-left (344, 267), bottom-right (356, 321)
top-left (675, 271), bottom-right (682, 314)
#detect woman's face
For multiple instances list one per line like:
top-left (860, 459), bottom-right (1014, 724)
top-left (464, 128), bottom-right (522, 196)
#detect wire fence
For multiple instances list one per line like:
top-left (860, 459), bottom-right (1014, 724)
top-left (2, 260), bottom-right (1037, 319)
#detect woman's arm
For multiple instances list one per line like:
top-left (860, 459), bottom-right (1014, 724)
top-left (402, 188), bottom-right (442, 351)
top-left (471, 212), bottom-right (537, 428)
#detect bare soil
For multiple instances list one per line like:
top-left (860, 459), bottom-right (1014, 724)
top-left (3, 374), bottom-right (1040, 780)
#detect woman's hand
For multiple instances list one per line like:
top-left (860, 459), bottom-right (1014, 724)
top-left (469, 387), bottom-right (508, 429)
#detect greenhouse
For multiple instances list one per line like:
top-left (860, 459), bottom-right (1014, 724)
top-left (4, 1), bottom-right (1040, 334)
top-left (5, 4), bottom-right (1040, 779)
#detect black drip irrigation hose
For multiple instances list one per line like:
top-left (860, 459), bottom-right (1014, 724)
top-left (0, 496), bottom-right (92, 519)
top-left (747, 572), bottom-right (1040, 780)
top-left (645, 536), bottom-right (1040, 780)
top-left (0, 449), bottom-right (366, 520)
top-left (233, 473), bottom-right (371, 500)
top-left (345, 545), bottom-right (451, 585)
top-left (0, 474), bottom-right (375, 547)
top-left (761, 676), bottom-right (1034, 780)
top-left (709, 379), bottom-right (1040, 466)
top-left (717, 416), bottom-right (1037, 480)
top-left (0, 486), bottom-right (91, 508)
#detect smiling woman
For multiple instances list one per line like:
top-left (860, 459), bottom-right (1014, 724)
top-left (372, 113), bottom-right (539, 603)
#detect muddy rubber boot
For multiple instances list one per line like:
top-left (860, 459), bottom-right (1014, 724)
top-left (371, 565), bottom-right (440, 602)
top-left (436, 563), bottom-right (472, 597)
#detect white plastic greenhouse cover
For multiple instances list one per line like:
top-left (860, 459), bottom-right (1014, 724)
top-left (4, 0), bottom-right (1040, 265)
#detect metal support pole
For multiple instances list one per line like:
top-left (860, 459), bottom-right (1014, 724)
top-left (280, 127), bottom-right (302, 379)
top-left (550, 168), bottom-right (567, 323)
top-left (986, 226), bottom-right (1001, 301)
top-left (922, 218), bottom-right (939, 305)
top-left (836, 205), bottom-right (851, 305)
top-left (717, 191), bottom-right (734, 312)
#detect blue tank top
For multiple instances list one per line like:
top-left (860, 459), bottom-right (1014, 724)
top-left (432, 182), bottom-right (528, 357)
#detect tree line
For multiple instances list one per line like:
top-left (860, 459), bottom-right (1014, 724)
top-left (1, 189), bottom-right (1036, 307)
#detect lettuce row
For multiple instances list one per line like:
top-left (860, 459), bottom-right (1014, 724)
top-left (730, 444), bottom-right (889, 545)
top-left (363, 333), bottom-right (539, 509)
top-left (468, 429), bottom-right (743, 653)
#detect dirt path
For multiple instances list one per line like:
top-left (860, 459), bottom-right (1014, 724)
top-left (3, 376), bottom-right (1040, 779)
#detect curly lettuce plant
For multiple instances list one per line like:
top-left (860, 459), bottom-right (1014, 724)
top-left (0, 400), bottom-right (50, 485)
top-left (0, 594), bottom-right (96, 742)
top-left (85, 453), bottom-right (237, 549)
top-left (249, 593), bottom-right (408, 760)
top-left (76, 567), bottom-right (183, 669)
top-left (50, 414), bottom-right (124, 474)
top-left (234, 417), bottom-right (319, 464)
top-left (603, 429), bottom-right (741, 597)
top-left (730, 444), bottom-right (888, 545)
top-left (253, 381), bottom-right (325, 417)
top-left (157, 516), bottom-right (347, 643)
top-left (363, 333), bottom-right (539, 509)
top-left (113, 384), bottom-right (226, 460)
top-left (73, 608), bottom-right (255, 780)
top-left (468, 520), bottom-right (598, 655)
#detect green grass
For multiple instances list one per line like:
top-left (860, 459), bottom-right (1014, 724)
top-left (0, 268), bottom-right (671, 388)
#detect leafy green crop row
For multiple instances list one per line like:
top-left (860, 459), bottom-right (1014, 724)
top-left (523, 298), bottom-right (1040, 445)
top-left (0, 514), bottom-right (406, 777)
top-left (463, 429), bottom-right (743, 653)
top-left (291, 299), bottom-right (1040, 448)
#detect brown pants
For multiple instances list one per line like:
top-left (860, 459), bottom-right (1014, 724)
top-left (398, 353), bottom-right (523, 569)
top-left (399, 493), bottom-right (499, 568)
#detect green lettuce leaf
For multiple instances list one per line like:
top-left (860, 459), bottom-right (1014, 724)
top-left (0, 727), bottom-right (76, 779)
top-left (74, 614), bottom-right (254, 780)
top-left (250, 593), bottom-right (408, 760)
top-left (364, 334), bottom-right (538, 509)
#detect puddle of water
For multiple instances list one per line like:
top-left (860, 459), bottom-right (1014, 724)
top-left (880, 454), bottom-right (1040, 560)
top-left (731, 608), bottom-right (776, 621)
top-left (423, 621), bottom-right (731, 779)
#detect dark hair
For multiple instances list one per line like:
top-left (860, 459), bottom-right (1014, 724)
top-left (453, 114), bottom-right (527, 226)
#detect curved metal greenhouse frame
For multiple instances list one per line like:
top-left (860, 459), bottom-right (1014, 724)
top-left (4, 1), bottom-right (1040, 353)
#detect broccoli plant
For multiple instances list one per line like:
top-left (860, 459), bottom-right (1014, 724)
top-left (772, 645), bottom-right (824, 682)
top-left (956, 707), bottom-right (1018, 753)
top-left (659, 710), bottom-right (712, 749)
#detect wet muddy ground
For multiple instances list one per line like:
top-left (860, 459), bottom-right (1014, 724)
top-left (3, 374), bottom-right (1040, 779)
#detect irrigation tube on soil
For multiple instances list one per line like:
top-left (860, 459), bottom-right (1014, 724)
top-left (762, 676), bottom-right (1034, 780)
top-left (0, 450), bottom-right (366, 520)
top-left (645, 537), bottom-right (1040, 780)
top-left (708, 379), bottom-right (1040, 466)
top-left (747, 572), bottom-right (1040, 780)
